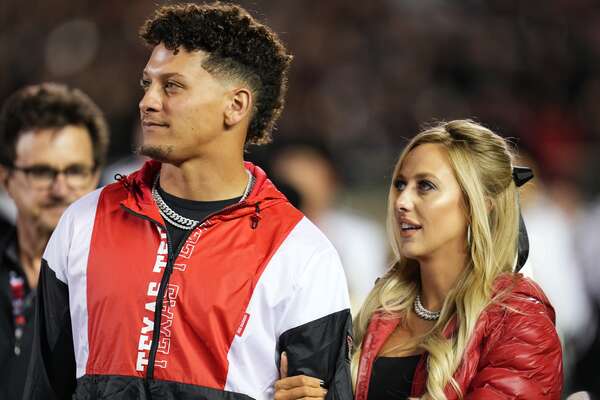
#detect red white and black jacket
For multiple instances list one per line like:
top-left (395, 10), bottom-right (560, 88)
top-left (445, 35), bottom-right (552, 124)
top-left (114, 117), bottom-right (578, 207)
top-left (24, 161), bottom-right (354, 400)
top-left (355, 274), bottom-right (563, 399)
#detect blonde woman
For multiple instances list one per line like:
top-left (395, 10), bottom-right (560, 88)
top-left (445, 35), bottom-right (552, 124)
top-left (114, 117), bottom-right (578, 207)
top-left (274, 120), bottom-right (562, 399)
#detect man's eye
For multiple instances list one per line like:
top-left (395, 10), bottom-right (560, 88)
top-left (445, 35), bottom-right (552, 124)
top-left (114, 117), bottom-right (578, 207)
top-left (394, 179), bottom-right (406, 191)
top-left (64, 165), bottom-right (89, 177)
top-left (140, 79), bottom-right (150, 90)
top-left (165, 81), bottom-right (180, 91)
top-left (28, 167), bottom-right (55, 179)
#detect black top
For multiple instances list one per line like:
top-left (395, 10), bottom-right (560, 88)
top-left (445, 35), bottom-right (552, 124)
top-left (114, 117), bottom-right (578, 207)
top-left (367, 355), bottom-right (421, 400)
top-left (0, 225), bottom-right (36, 400)
top-left (157, 185), bottom-right (241, 252)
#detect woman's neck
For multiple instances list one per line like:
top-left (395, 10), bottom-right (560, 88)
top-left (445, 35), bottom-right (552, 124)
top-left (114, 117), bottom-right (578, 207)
top-left (416, 246), bottom-right (468, 311)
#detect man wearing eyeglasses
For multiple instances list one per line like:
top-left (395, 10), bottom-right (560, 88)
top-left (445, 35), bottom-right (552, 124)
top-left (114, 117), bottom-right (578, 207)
top-left (0, 83), bottom-right (109, 400)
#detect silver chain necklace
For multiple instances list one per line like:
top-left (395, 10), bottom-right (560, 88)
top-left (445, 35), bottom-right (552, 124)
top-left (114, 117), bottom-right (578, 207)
top-left (413, 294), bottom-right (441, 321)
top-left (151, 170), bottom-right (255, 230)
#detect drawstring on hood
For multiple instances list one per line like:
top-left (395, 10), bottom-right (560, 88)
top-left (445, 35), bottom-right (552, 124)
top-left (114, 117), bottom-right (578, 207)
top-left (114, 173), bottom-right (130, 189)
top-left (251, 203), bottom-right (261, 229)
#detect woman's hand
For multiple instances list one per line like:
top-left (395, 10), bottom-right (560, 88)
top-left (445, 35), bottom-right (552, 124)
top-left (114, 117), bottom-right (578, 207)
top-left (274, 352), bottom-right (328, 400)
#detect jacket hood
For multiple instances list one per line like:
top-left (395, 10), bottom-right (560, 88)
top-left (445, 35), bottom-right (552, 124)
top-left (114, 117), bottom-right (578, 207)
top-left (118, 160), bottom-right (289, 225)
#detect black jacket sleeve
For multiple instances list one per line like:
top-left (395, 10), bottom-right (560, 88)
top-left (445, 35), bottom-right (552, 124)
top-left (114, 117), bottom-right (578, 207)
top-left (278, 309), bottom-right (354, 400)
top-left (276, 244), bottom-right (354, 400)
top-left (23, 259), bottom-right (76, 400)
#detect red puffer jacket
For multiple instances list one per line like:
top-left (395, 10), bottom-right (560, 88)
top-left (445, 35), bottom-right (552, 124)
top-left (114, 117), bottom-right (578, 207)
top-left (355, 274), bottom-right (563, 399)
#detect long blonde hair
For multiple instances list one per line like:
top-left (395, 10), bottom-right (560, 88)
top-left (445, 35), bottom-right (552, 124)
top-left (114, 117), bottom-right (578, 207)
top-left (352, 120), bottom-right (520, 399)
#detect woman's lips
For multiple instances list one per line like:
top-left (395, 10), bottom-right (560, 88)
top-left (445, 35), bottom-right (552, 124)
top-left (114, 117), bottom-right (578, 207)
top-left (400, 227), bottom-right (421, 238)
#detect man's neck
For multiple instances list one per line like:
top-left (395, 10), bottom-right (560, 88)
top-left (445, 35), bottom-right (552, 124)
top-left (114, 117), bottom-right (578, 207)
top-left (16, 216), bottom-right (51, 289)
top-left (159, 153), bottom-right (249, 201)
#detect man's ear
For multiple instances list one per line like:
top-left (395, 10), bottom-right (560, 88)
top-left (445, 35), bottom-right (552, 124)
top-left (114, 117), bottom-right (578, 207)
top-left (224, 87), bottom-right (253, 128)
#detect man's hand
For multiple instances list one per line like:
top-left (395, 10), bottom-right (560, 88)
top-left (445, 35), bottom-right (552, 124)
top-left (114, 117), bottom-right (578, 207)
top-left (274, 352), bottom-right (328, 400)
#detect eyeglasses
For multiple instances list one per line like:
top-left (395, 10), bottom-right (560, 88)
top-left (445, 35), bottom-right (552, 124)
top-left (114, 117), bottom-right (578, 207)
top-left (11, 164), bottom-right (96, 189)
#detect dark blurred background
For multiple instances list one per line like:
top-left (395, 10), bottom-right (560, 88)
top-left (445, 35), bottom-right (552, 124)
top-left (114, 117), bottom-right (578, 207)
top-left (1, 1), bottom-right (599, 398)
top-left (2, 0), bottom-right (599, 190)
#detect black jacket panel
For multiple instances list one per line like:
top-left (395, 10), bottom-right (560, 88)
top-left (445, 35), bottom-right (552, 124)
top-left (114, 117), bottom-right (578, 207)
top-left (23, 259), bottom-right (76, 400)
top-left (73, 375), bottom-right (256, 400)
top-left (278, 309), bottom-right (354, 400)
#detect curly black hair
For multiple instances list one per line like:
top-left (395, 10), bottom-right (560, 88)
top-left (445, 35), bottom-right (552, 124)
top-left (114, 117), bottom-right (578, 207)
top-left (139, 2), bottom-right (292, 146)
top-left (0, 83), bottom-right (110, 168)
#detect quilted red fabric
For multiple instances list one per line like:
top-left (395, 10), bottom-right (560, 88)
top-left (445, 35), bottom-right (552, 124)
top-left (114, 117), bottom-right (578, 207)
top-left (355, 274), bottom-right (563, 399)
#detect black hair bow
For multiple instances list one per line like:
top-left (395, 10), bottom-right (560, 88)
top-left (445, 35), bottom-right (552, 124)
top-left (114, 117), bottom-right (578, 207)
top-left (512, 166), bottom-right (533, 272)
top-left (512, 166), bottom-right (534, 187)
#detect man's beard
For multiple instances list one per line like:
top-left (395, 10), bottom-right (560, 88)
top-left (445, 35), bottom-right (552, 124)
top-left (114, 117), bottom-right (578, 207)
top-left (137, 144), bottom-right (175, 163)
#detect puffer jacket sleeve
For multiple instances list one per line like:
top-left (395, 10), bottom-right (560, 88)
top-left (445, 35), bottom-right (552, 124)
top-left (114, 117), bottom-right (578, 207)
top-left (465, 295), bottom-right (563, 399)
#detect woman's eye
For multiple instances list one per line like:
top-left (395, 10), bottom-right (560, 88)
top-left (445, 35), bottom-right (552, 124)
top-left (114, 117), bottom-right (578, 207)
top-left (394, 179), bottom-right (406, 190)
top-left (418, 180), bottom-right (435, 191)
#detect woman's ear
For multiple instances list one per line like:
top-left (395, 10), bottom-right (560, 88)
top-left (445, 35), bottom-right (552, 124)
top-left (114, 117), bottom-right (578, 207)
top-left (486, 197), bottom-right (494, 213)
top-left (224, 87), bottom-right (253, 127)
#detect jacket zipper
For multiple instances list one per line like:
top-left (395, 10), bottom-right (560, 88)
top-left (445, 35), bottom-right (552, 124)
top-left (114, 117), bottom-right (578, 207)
top-left (146, 225), bottom-right (177, 380)
top-left (120, 205), bottom-right (193, 382)
top-left (120, 205), bottom-right (176, 384)
top-left (119, 199), bottom-right (260, 383)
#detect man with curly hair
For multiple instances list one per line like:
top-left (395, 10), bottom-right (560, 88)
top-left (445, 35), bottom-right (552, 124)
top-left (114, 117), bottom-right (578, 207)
top-left (25, 3), bottom-right (352, 400)
top-left (0, 82), bottom-right (109, 400)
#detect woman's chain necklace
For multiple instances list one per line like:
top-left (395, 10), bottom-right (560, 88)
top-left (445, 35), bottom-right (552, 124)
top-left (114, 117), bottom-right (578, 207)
top-left (413, 294), bottom-right (441, 321)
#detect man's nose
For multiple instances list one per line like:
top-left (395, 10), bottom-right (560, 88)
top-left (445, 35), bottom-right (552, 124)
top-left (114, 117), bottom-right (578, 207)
top-left (139, 86), bottom-right (162, 114)
top-left (50, 172), bottom-right (70, 198)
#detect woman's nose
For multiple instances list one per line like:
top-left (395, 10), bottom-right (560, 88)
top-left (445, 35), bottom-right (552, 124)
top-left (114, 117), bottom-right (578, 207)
top-left (395, 187), bottom-right (414, 212)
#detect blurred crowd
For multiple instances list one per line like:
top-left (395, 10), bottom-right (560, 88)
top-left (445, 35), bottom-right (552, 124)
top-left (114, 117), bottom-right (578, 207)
top-left (1, 0), bottom-right (599, 398)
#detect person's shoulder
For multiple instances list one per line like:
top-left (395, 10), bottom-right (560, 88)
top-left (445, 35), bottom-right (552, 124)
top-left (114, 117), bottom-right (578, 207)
top-left (284, 216), bottom-right (338, 256)
top-left (66, 176), bottom-right (135, 222)
top-left (70, 183), bottom-right (137, 230)
top-left (62, 187), bottom-right (105, 220)
top-left (64, 188), bottom-right (100, 214)
top-left (478, 273), bottom-right (558, 345)
top-left (492, 273), bottom-right (554, 316)
top-left (268, 216), bottom-right (345, 284)
top-left (321, 209), bottom-right (386, 241)
top-left (470, 274), bottom-right (563, 396)
top-left (322, 209), bottom-right (378, 230)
